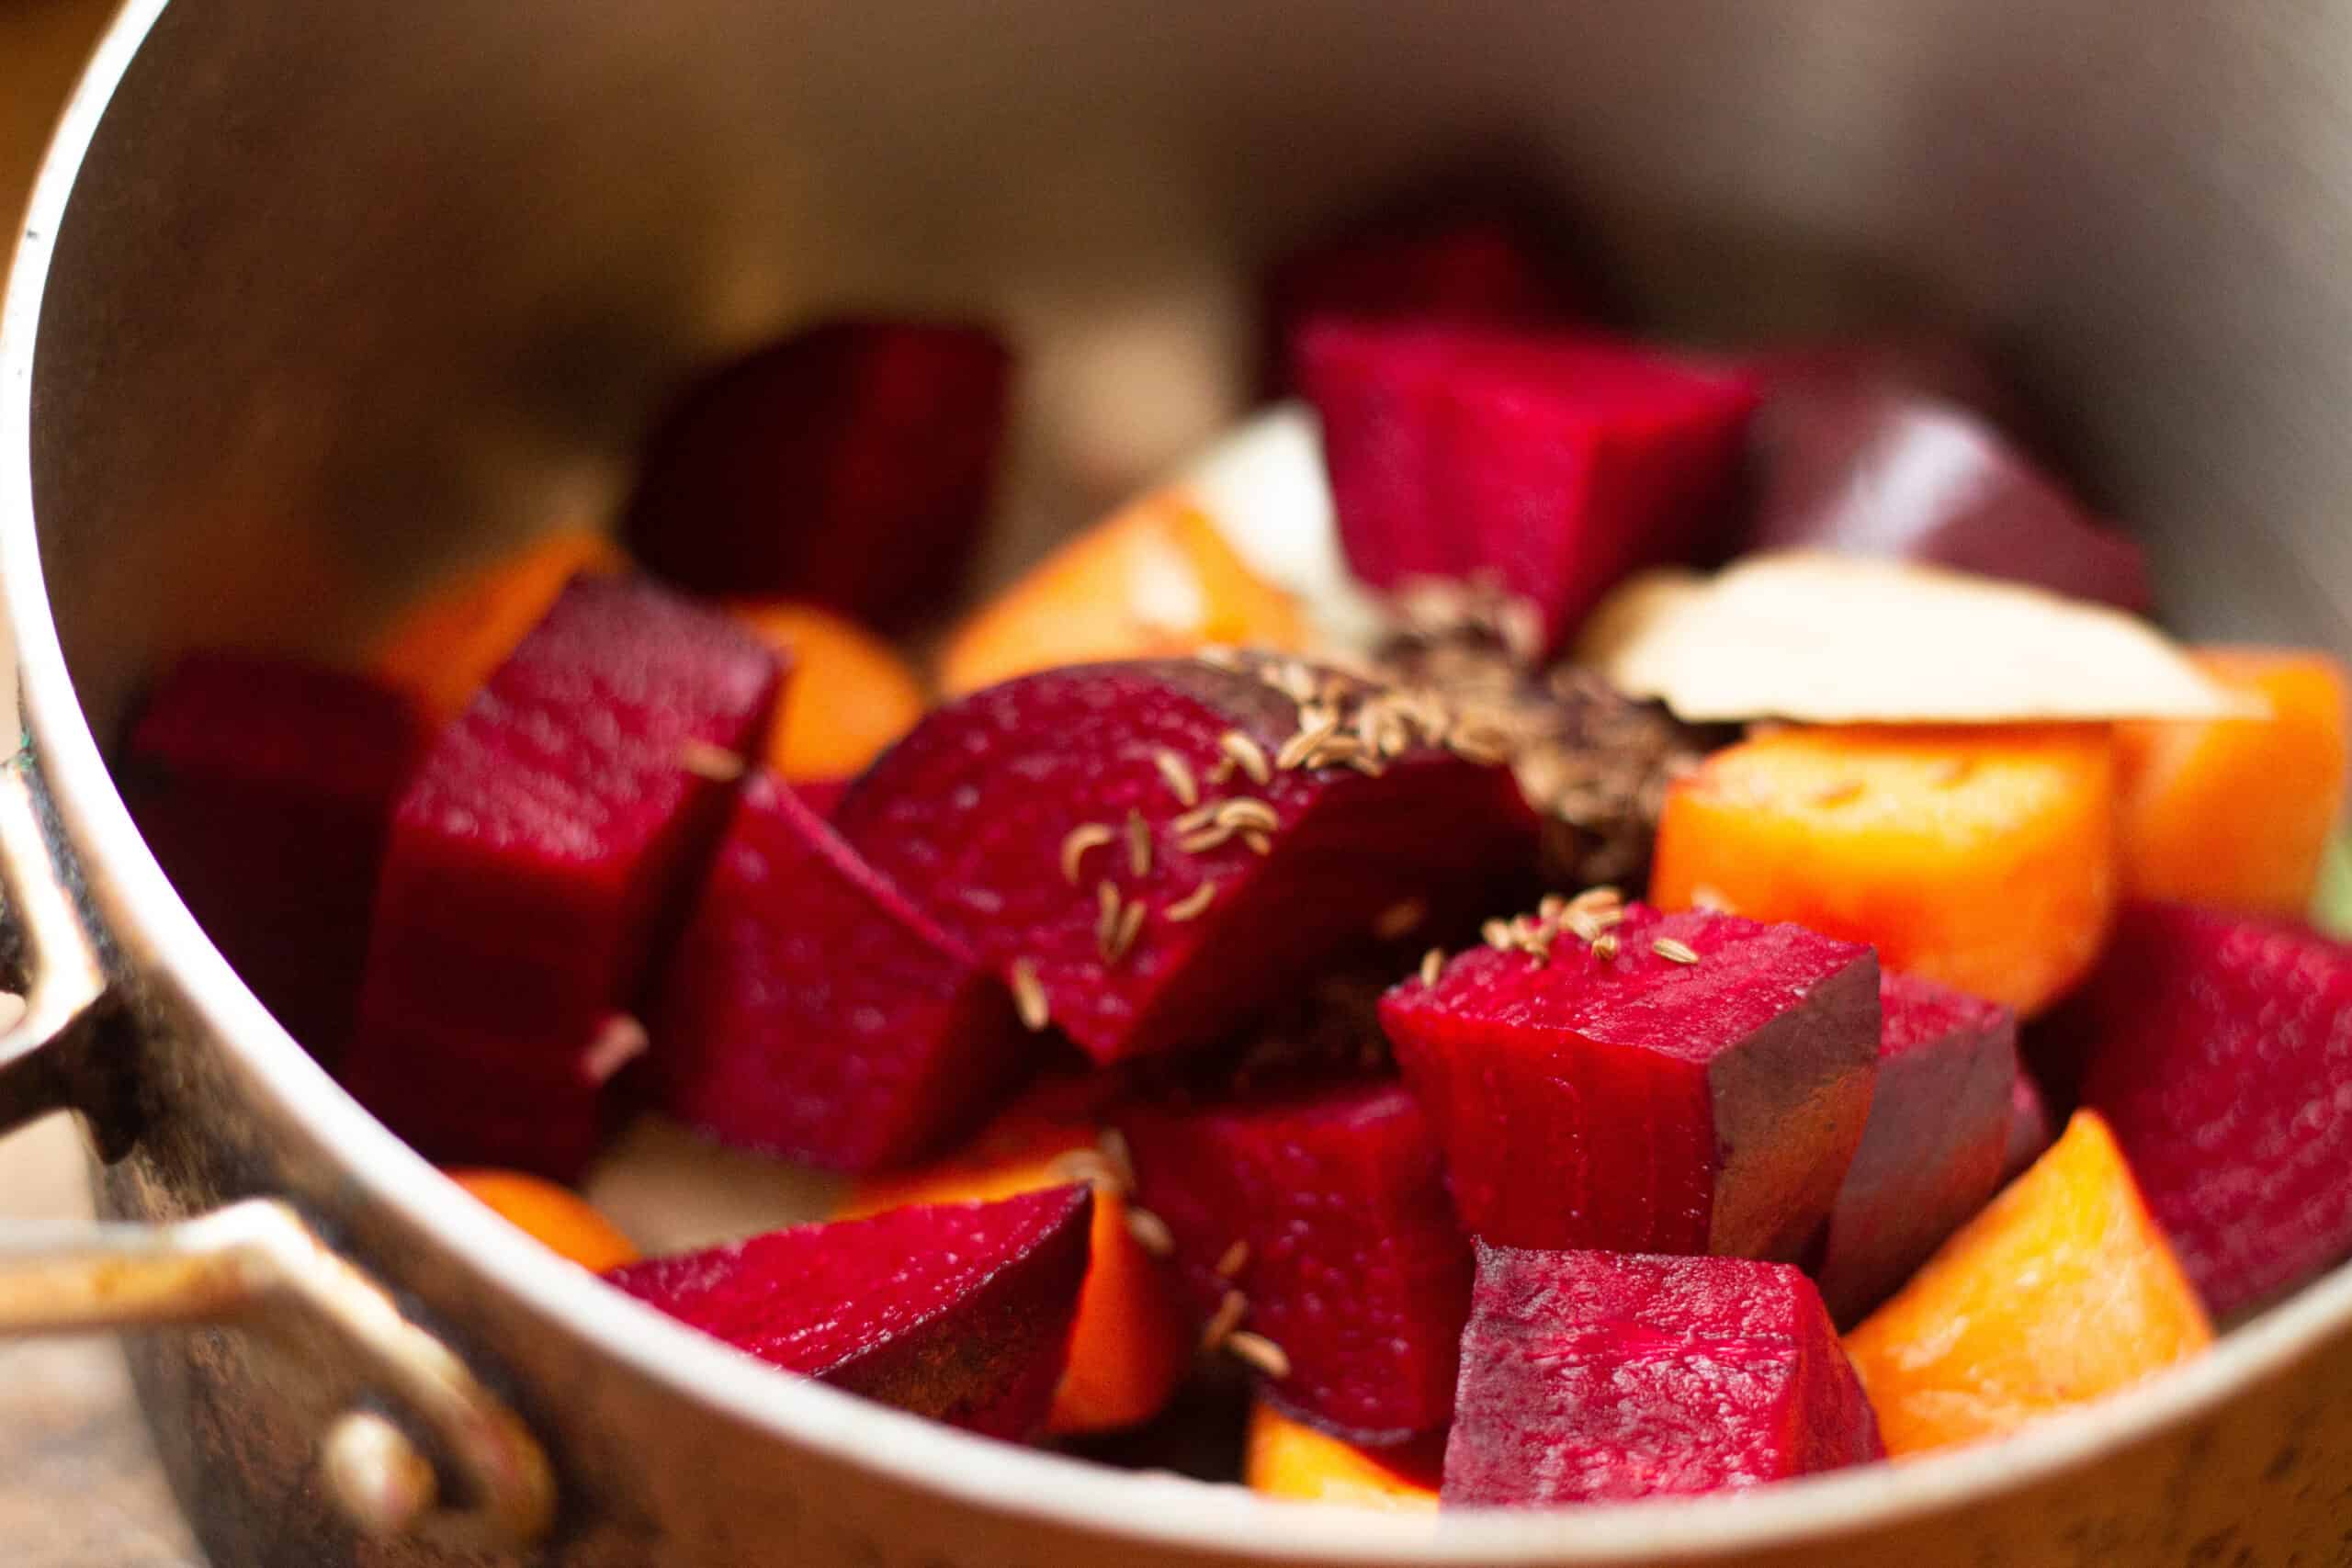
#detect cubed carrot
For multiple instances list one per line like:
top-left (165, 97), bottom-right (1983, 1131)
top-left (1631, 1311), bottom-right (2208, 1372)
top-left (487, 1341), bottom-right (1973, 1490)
top-left (445, 1168), bottom-right (641, 1272)
top-left (937, 490), bottom-right (1306, 697)
top-left (1842, 1111), bottom-right (2212, 1457)
top-left (727, 600), bottom-right (927, 780)
top-left (1651, 725), bottom-right (2117, 1015)
top-left (837, 1096), bottom-right (1191, 1436)
top-left (370, 528), bottom-right (629, 723)
top-left (2115, 648), bottom-right (2350, 918)
top-left (1242, 1400), bottom-right (1442, 1510)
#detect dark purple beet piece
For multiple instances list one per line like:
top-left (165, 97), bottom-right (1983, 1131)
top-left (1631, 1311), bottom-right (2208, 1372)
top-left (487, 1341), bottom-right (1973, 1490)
top-left (2078, 904), bottom-right (2352, 1316)
top-left (2003, 1064), bottom-right (2057, 1184)
top-left (1812, 971), bottom-right (2017, 1324)
top-left (1381, 904), bottom-right (1878, 1259)
top-left (1300, 320), bottom-right (1758, 655)
top-left (605, 1185), bottom-right (1091, 1438)
top-left (651, 772), bottom-right (1029, 1171)
top-left (342, 575), bottom-right (783, 1178)
top-left (1753, 333), bottom-right (2030, 434)
top-left (833, 656), bottom-right (1537, 1066)
top-left (122, 652), bottom-right (428, 1061)
top-left (1444, 1244), bottom-right (1882, 1506)
top-left (1117, 1081), bottom-right (1471, 1443)
top-left (1747, 378), bottom-right (2151, 612)
top-left (624, 318), bottom-right (1011, 628)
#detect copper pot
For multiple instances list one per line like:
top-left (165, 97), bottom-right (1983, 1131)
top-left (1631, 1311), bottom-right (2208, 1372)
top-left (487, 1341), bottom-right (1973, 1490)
top-left (4, 2), bottom-right (2351, 1562)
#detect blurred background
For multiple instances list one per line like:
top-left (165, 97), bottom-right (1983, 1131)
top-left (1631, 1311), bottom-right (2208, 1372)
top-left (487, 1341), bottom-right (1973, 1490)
top-left (2, 2), bottom-right (201, 1562)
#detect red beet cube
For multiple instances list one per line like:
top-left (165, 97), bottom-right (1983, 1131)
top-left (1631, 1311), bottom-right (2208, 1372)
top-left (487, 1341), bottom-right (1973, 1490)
top-left (1117, 1080), bottom-right (1472, 1442)
top-left (651, 772), bottom-right (1030, 1172)
top-left (122, 652), bottom-right (427, 1060)
top-left (1751, 333), bottom-right (2030, 434)
top-left (343, 576), bottom-right (784, 1177)
top-left (2079, 904), bottom-right (2352, 1316)
top-left (1747, 378), bottom-right (2151, 612)
top-left (1381, 904), bottom-right (1878, 1259)
top-left (1264, 203), bottom-right (1583, 392)
top-left (2002, 1064), bottom-right (2057, 1185)
top-left (606, 1185), bottom-right (1091, 1438)
top-left (1300, 321), bottom-right (1758, 654)
top-left (1811, 971), bottom-right (2017, 1324)
top-left (833, 656), bottom-right (1537, 1066)
top-left (1444, 1244), bottom-right (1883, 1506)
top-left (624, 318), bottom-right (1012, 628)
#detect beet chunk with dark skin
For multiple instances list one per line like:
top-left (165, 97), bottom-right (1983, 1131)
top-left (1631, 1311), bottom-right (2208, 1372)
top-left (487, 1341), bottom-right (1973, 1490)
top-left (624, 318), bottom-right (1011, 629)
top-left (2003, 1064), bottom-right (2057, 1185)
top-left (606, 1186), bottom-right (1091, 1439)
top-left (1444, 1244), bottom-right (1883, 1506)
top-left (1300, 321), bottom-right (1758, 656)
top-left (1382, 904), bottom-right (1878, 1259)
top-left (2079, 904), bottom-right (2352, 1317)
top-left (1118, 1080), bottom-right (1473, 1443)
top-left (343, 575), bottom-right (783, 1178)
top-left (651, 771), bottom-right (1030, 1172)
top-left (833, 656), bottom-right (1537, 1066)
top-left (1810, 970), bottom-right (2017, 1325)
top-left (122, 652), bottom-right (428, 1063)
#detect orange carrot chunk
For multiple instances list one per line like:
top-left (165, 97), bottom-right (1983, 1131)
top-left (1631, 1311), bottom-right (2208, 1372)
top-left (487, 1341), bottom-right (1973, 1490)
top-left (2115, 648), bottom-right (2350, 918)
top-left (445, 1168), bottom-right (641, 1272)
top-left (838, 1097), bottom-right (1190, 1437)
top-left (1243, 1400), bottom-right (1442, 1510)
top-left (727, 600), bottom-right (927, 780)
top-left (937, 490), bottom-right (1305, 697)
top-left (1651, 725), bottom-right (2116, 1015)
top-left (1842, 1111), bottom-right (2212, 1458)
top-left (371, 528), bottom-right (628, 723)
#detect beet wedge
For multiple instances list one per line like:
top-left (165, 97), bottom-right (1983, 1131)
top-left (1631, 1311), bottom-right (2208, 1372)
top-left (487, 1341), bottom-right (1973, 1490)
top-left (1382, 902), bottom-right (1878, 1258)
top-left (122, 652), bottom-right (427, 1062)
top-left (606, 1185), bottom-right (1092, 1438)
top-left (1444, 1244), bottom-right (1883, 1506)
top-left (651, 771), bottom-right (1030, 1172)
top-left (1117, 1080), bottom-right (1473, 1443)
top-left (343, 575), bottom-right (784, 1178)
top-left (832, 655), bottom-right (1537, 1066)
top-left (2078, 904), bottom-right (2352, 1317)
top-left (2004, 1062), bottom-right (2057, 1184)
top-left (624, 318), bottom-right (1012, 628)
top-left (1299, 321), bottom-right (1758, 655)
top-left (1811, 971), bottom-right (2017, 1325)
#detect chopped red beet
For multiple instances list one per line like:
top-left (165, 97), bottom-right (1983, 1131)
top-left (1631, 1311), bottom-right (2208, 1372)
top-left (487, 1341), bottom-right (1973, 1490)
top-left (2078, 904), bottom-right (2352, 1316)
top-left (605, 1185), bottom-right (1092, 1438)
top-left (1117, 1080), bottom-right (1472, 1443)
top-left (787, 776), bottom-right (851, 821)
top-left (2003, 1064), bottom-right (2058, 1185)
top-left (1299, 321), bottom-right (1758, 654)
top-left (832, 656), bottom-right (1537, 1066)
top-left (624, 318), bottom-right (1011, 628)
top-left (1444, 1244), bottom-right (1883, 1506)
top-left (342, 576), bottom-right (783, 1178)
top-left (1747, 378), bottom-right (2150, 612)
top-left (650, 772), bottom-right (1030, 1171)
top-left (1381, 904), bottom-right (1878, 1259)
top-left (1752, 333), bottom-right (2030, 434)
top-left (122, 652), bottom-right (428, 1062)
top-left (1811, 971), bottom-right (2017, 1324)
top-left (1264, 202), bottom-right (1583, 392)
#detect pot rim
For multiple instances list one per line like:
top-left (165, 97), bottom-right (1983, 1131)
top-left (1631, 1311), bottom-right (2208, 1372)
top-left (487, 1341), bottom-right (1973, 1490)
top-left (7, 3), bottom-right (2346, 1559)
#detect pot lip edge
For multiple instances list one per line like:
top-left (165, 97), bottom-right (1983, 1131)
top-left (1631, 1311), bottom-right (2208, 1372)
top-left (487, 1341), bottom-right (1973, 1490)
top-left (1, 2), bottom-right (2346, 1558)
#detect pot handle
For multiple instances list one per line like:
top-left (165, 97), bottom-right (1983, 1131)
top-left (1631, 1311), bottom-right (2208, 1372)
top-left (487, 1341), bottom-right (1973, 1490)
top-left (0, 744), bottom-right (557, 1551)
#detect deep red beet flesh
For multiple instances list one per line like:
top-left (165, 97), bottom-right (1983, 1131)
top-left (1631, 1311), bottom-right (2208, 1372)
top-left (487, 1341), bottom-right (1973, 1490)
top-left (2078, 903), bottom-right (2352, 1317)
top-left (2003, 1064), bottom-right (2057, 1185)
top-left (1381, 904), bottom-right (1878, 1259)
top-left (605, 1185), bottom-right (1092, 1438)
top-left (1810, 970), bottom-right (2016, 1325)
top-left (1443, 1244), bottom-right (1883, 1506)
top-left (342, 575), bottom-right (783, 1178)
top-left (1118, 1080), bottom-right (1472, 1443)
top-left (833, 657), bottom-right (1536, 1066)
top-left (651, 771), bottom-right (1030, 1171)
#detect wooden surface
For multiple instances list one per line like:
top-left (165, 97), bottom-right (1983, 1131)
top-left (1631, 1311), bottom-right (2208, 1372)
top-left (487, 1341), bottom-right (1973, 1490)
top-left (5, 4), bottom-right (206, 1562)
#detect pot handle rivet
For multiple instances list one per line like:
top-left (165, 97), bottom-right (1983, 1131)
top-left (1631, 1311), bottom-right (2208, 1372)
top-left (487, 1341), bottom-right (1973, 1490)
top-left (321, 1410), bottom-right (440, 1538)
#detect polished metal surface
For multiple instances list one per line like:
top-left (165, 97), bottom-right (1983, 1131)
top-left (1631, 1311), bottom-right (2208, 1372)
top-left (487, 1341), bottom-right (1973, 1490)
top-left (9, 1), bottom-right (2352, 1563)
